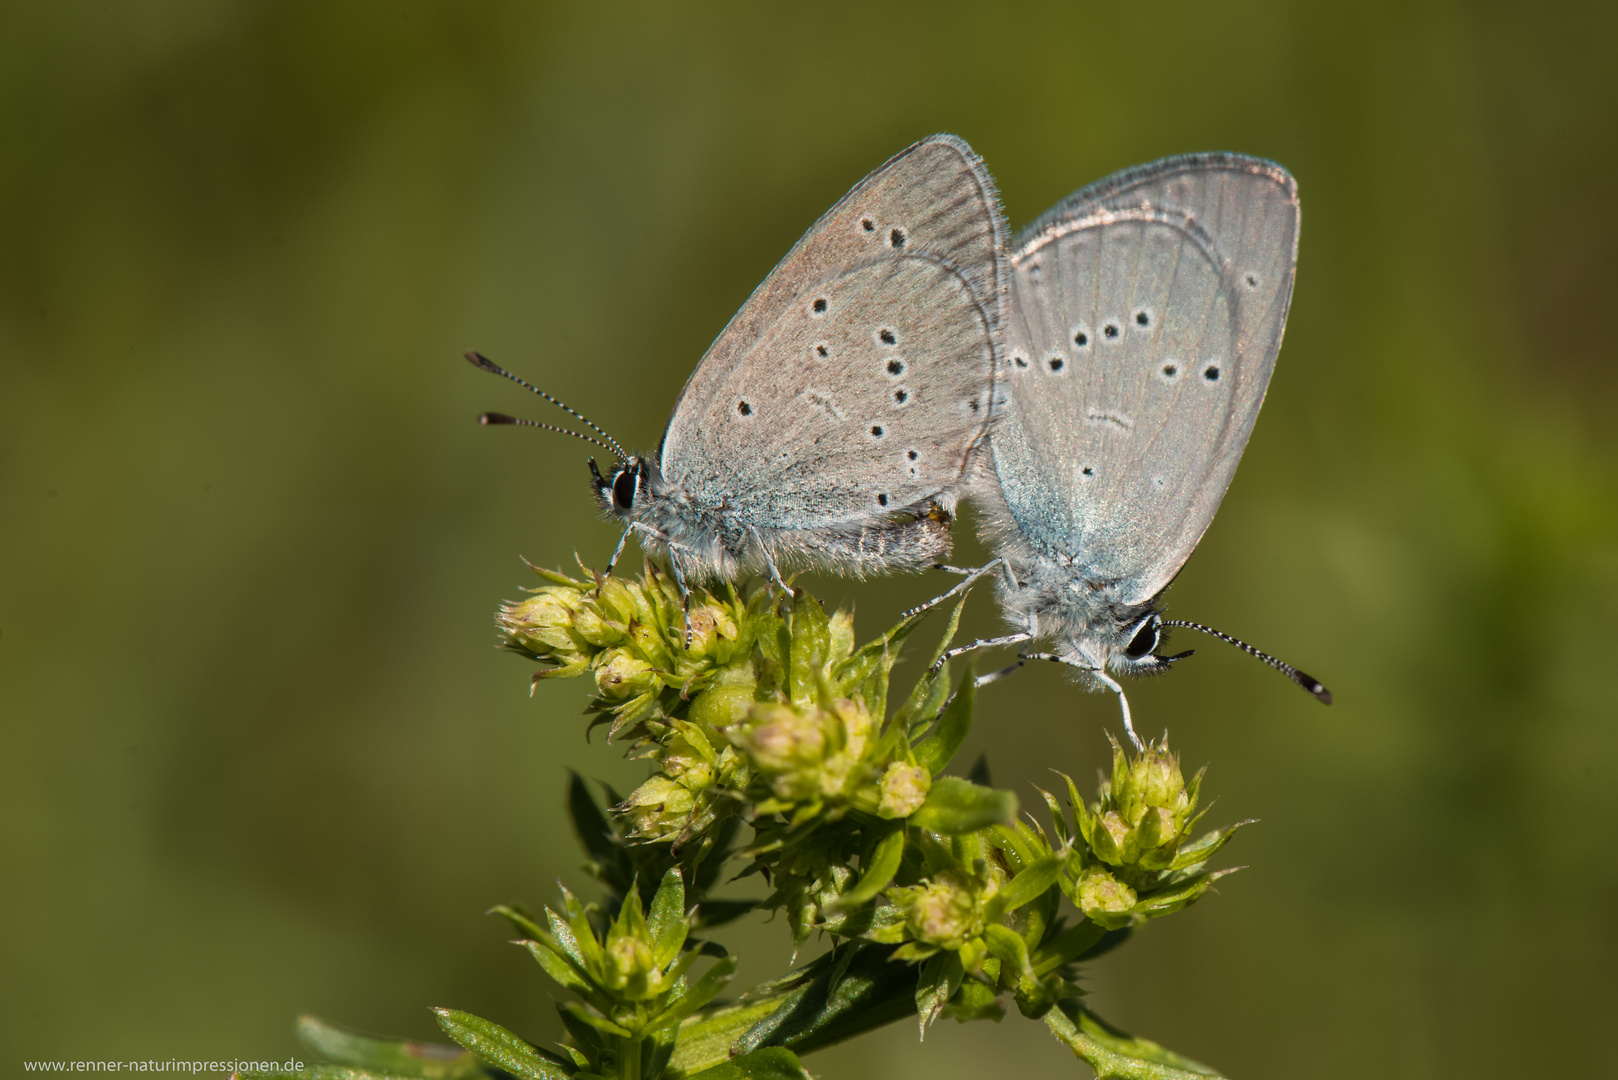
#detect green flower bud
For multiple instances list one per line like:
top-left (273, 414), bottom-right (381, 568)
top-left (499, 589), bottom-right (591, 656)
top-left (900, 872), bottom-right (980, 949)
top-left (726, 697), bottom-right (881, 808)
top-left (687, 667), bottom-right (759, 731)
top-left (1075, 865), bottom-right (1138, 930)
top-left (595, 649), bottom-right (661, 700)
top-left (890, 865), bottom-right (999, 952)
top-left (619, 775), bottom-right (695, 842)
top-left (605, 932), bottom-right (656, 992)
top-left (878, 762), bottom-right (930, 819)
top-left (1078, 736), bottom-right (1202, 872)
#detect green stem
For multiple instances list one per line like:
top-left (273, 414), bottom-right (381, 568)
top-left (620, 1032), bottom-right (643, 1080)
top-left (1043, 1001), bottom-right (1223, 1079)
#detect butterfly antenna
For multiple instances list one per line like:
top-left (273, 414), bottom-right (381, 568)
top-left (464, 350), bottom-right (629, 460)
top-left (1162, 620), bottom-right (1332, 704)
top-left (478, 411), bottom-right (614, 452)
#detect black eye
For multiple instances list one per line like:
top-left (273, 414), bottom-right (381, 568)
top-left (1124, 617), bottom-right (1160, 659)
top-left (612, 468), bottom-right (636, 511)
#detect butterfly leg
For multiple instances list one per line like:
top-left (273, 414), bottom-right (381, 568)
top-left (928, 630), bottom-right (1034, 675)
top-left (1019, 653), bottom-right (1143, 751)
top-left (667, 560), bottom-right (695, 648)
top-left (973, 660), bottom-right (1026, 688)
top-left (750, 526), bottom-right (794, 597)
top-left (600, 524), bottom-right (637, 592)
top-left (902, 557), bottom-right (1007, 620)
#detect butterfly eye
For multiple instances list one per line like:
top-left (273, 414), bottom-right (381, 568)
top-left (1124, 616), bottom-right (1160, 660)
top-left (612, 467), bottom-right (637, 512)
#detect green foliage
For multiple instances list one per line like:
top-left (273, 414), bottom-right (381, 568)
top-left (284, 566), bottom-right (1249, 1079)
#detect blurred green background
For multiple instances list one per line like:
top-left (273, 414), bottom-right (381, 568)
top-left (4, 1), bottom-right (1615, 1076)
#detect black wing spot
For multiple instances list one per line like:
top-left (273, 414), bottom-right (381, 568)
top-left (968, 398), bottom-right (980, 412)
top-left (737, 401), bottom-right (752, 416)
top-left (1048, 356), bottom-right (1064, 372)
top-left (877, 493), bottom-right (889, 506)
top-left (907, 449), bottom-right (918, 460)
top-left (861, 217), bottom-right (876, 232)
top-left (812, 297), bottom-right (828, 314)
top-left (1103, 322), bottom-right (1120, 339)
top-left (816, 343), bottom-right (829, 358)
top-left (887, 358), bottom-right (905, 376)
top-left (889, 227), bottom-right (907, 249)
top-left (1245, 272), bottom-right (1260, 288)
top-left (1081, 466), bottom-right (1094, 477)
top-left (894, 388), bottom-right (909, 405)
top-left (1204, 364), bottom-right (1221, 382)
top-left (871, 425), bottom-right (884, 438)
top-left (878, 328), bottom-right (897, 345)
top-left (1013, 353), bottom-right (1028, 368)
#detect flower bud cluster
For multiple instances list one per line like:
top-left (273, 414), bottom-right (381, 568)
top-left (1052, 735), bottom-right (1246, 930)
top-left (723, 697), bottom-right (930, 820)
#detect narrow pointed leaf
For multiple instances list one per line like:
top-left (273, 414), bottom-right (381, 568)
top-left (686, 1047), bottom-right (811, 1080)
top-left (910, 778), bottom-right (1017, 835)
top-left (824, 827), bottom-right (904, 914)
top-left (519, 938), bottom-right (593, 995)
top-left (293, 1014), bottom-right (483, 1078)
top-left (648, 867), bottom-right (688, 968)
top-left (911, 666), bottom-right (975, 774)
top-left (646, 954), bottom-right (738, 1032)
top-left (984, 854), bottom-right (1064, 921)
top-left (489, 904), bottom-right (546, 942)
top-left (433, 1009), bottom-right (572, 1080)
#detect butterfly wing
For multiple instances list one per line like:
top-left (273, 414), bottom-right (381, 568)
top-left (991, 154), bottom-right (1299, 603)
top-left (659, 135), bottom-right (1006, 530)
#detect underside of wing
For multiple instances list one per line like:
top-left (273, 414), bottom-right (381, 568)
top-left (665, 253), bottom-right (996, 527)
top-left (991, 155), bottom-right (1299, 603)
top-left (661, 135), bottom-right (1007, 501)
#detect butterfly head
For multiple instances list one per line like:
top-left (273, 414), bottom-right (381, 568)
top-left (590, 455), bottom-right (654, 520)
top-left (1102, 610), bottom-right (1194, 678)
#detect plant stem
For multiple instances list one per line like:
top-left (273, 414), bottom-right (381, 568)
top-left (1043, 1001), bottom-right (1223, 1079)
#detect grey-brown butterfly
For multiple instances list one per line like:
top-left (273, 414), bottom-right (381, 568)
top-left (930, 153), bottom-right (1330, 746)
top-left (471, 134), bottom-right (1007, 618)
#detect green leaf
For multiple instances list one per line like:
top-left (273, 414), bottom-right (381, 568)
top-left (913, 952), bottom-right (964, 1035)
top-left (433, 1009), bottom-right (571, 1080)
top-left (788, 592), bottom-right (831, 702)
top-left (982, 923), bottom-right (1036, 986)
top-left (1132, 867), bottom-right (1241, 920)
top-left (557, 1001), bottom-right (633, 1039)
top-left (893, 596), bottom-right (968, 729)
top-left (823, 826), bottom-right (904, 914)
top-left (519, 938), bottom-right (593, 996)
top-left (732, 944), bottom-right (918, 1057)
top-left (940, 978), bottom-right (1005, 1023)
top-left (488, 904), bottom-right (546, 942)
top-left (985, 854), bottom-right (1063, 921)
top-left (646, 954), bottom-right (738, 1032)
top-left (909, 778), bottom-right (1018, 835)
top-left (910, 665), bottom-right (975, 775)
top-left (1043, 1000), bottom-right (1224, 1079)
top-left (567, 772), bottom-right (627, 893)
top-left (1029, 921), bottom-right (1108, 976)
top-left (686, 1047), bottom-right (810, 1080)
top-left (293, 1015), bottom-right (483, 1079)
top-left (1166, 820), bottom-right (1253, 873)
top-left (647, 867), bottom-right (688, 968)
